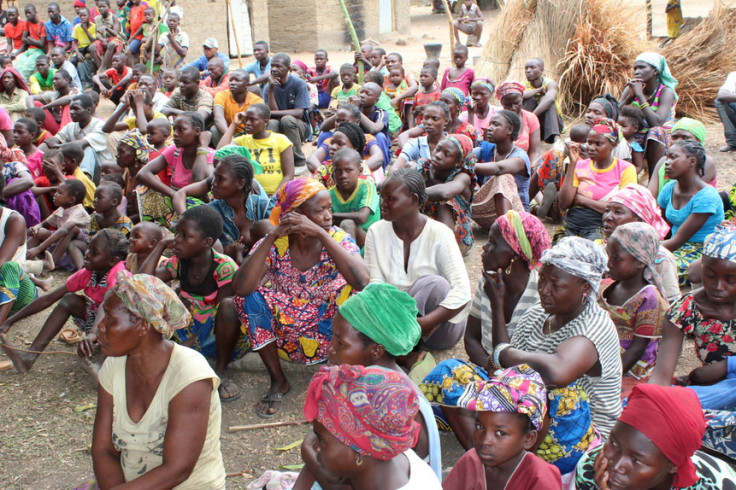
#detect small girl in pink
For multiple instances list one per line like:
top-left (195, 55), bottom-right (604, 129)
top-left (440, 44), bottom-right (475, 96)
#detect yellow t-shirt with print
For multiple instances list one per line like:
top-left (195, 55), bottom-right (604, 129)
top-left (233, 132), bottom-right (293, 195)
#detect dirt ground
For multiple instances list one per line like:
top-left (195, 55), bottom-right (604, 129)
top-left (1, 2), bottom-right (735, 488)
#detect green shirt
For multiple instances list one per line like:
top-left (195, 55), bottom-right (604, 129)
top-left (376, 92), bottom-right (402, 134)
top-left (329, 179), bottom-right (380, 231)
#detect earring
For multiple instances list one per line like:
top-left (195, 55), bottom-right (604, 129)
top-left (505, 258), bottom-right (515, 275)
top-left (355, 454), bottom-right (363, 466)
top-left (581, 293), bottom-right (589, 306)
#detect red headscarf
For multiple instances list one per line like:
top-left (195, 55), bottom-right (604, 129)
top-left (0, 67), bottom-right (30, 94)
top-left (618, 384), bottom-right (706, 488)
top-left (495, 80), bottom-right (525, 101)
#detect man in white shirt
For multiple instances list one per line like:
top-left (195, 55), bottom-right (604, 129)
top-left (716, 71), bottom-right (736, 152)
top-left (49, 46), bottom-right (83, 92)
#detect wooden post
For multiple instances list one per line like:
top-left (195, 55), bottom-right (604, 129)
top-left (226, 0), bottom-right (244, 68)
top-left (645, 0), bottom-right (653, 39)
top-left (440, 0), bottom-right (455, 52)
top-left (337, 0), bottom-right (363, 84)
top-left (148, 0), bottom-right (172, 74)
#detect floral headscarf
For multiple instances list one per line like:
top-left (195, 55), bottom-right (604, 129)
top-left (119, 129), bottom-right (153, 163)
top-left (304, 364), bottom-right (420, 461)
top-left (496, 211), bottom-right (550, 269)
top-left (591, 117), bottom-right (620, 145)
top-left (610, 184), bottom-right (670, 240)
top-left (540, 237), bottom-right (608, 297)
top-left (496, 80), bottom-right (525, 101)
top-left (610, 222), bottom-right (667, 296)
top-left (269, 178), bottom-right (326, 226)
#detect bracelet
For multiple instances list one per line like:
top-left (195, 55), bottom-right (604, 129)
top-left (639, 102), bottom-right (650, 110)
top-left (492, 342), bottom-right (511, 370)
top-left (196, 147), bottom-right (209, 156)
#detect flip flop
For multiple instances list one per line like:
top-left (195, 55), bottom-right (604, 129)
top-left (218, 378), bottom-right (243, 402)
top-left (59, 327), bottom-right (82, 344)
top-left (256, 388), bottom-right (291, 419)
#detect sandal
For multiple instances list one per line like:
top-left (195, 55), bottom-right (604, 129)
top-left (218, 378), bottom-right (243, 402)
top-left (59, 327), bottom-right (82, 344)
top-left (256, 388), bottom-right (291, 419)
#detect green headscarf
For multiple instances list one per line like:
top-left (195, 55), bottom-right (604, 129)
top-left (635, 52), bottom-right (679, 101)
top-left (214, 144), bottom-right (263, 174)
top-left (338, 283), bottom-right (421, 356)
top-left (672, 118), bottom-right (706, 145)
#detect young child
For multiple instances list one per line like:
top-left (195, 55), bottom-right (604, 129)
top-left (0, 56), bottom-right (12, 69)
top-left (28, 56), bottom-right (57, 95)
top-left (600, 222), bottom-right (668, 394)
top-left (363, 71), bottom-right (402, 136)
top-left (153, 11), bottom-right (188, 71)
top-left (140, 204), bottom-right (245, 360)
top-left (328, 148), bottom-right (380, 249)
top-left (412, 65), bottom-right (441, 127)
top-left (218, 103), bottom-right (294, 196)
top-left (440, 44), bottom-right (475, 96)
top-left (93, 0), bottom-right (124, 71)
top-left (13, 118), bottom-right (43, 179)
top-left (309, 49), bottom-right (338, 109)
top-left (146, 117), bottom-right (171, 158)
top-left (89, 182), bottom-right (133, 236)
top-left (71, 8), bottom-right (102, 69)
top-left (353, 43), bottom-right (372, 73)
top-left (60, 143), bottom-right (96, 210)
top-left (0, 229), bottom-right (129, 373)
top-left (369, 46), bottom-right (387, 75)
top-left (384, 66), bottom-right (409, 123)
top-left (330, 63), bottom-right (361, 108)
top-left (126, 0), bottom-right (151, 63)
top-left (26, 179), bottom-right (91, 271)
top-left (161, 68), bottom-right (179, 97)
top-left (419, 133), bottom-right (476, 253)
top-left (443, 365), bottom-right (562, 489)
top-left (453, 0), bottom-right (484, 47)
top-left (618, 104), bottom-right (646, 175)
top-left (93, 52), bottom-right (132, 105)
top-left (26, 107), bottom-right (52, 146)
top-left (115, 0), bottom-right (131, 41)
top-left (99, 170), bottom-right (129, 215)
top-left (125, 220), bottom-right (164, 273)
top-left (32, 149), bottom-right (66, 217)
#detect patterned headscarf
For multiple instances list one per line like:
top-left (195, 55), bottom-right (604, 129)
top-left (496, 211), bottom-right (550, 269)
top-left (458, 364), bottom-right (547, 431)
top-left (619, 384), bottom-right (705, 488)
top-left (540, 237), bottom-right (608, 296)
top-left (304, 364), bottom-right (420, 461)
top-left (636, 52), bottom-right (679, 101)
top-left (111, 273), bottom-right (191, 339)
top-left (119, 129), bottom-right (153, 163)
top-left (338, 283), bottom-right (421, 356)
top-left (590, 95), bottom-right (620, 121)
top-left (610, 184), bottom-right (670, 240)
top-left (496, 80), bottom-right (525, 101)
top-left (445, 133), bottom-right (474, 164)
top-left (671, 118), bottom-right (706, 145)
top-left (470, 77), bottom-right (495, 95)
top-left (269, 178), bottom-right (326, 226)
top-left (214, 144), bottom-right (263, 174)
top-left (591, 117), bottom-right (620, 145)
top-left (442, 87), bottom-right (470, 108)
top-left (703, 223), bottom-right (736, 264)
top-left (610, 222), bottom-right (667, 297)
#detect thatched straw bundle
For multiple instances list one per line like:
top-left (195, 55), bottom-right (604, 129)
top-left (661, 1), bottom-right (736, 122)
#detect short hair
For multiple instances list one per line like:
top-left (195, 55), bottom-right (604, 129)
top-left (167, 12), bottom-right (180, 21)
top-left (15, 117), bottom-right (38, 137)
top-left (48, 2), bottom-right (60, 11)
top-left (72, 93), bottom-right (94, 110)
top-left (180, 205), bottom-right (224, 241)
top-left (335, 103), bottom-right (361, 121)
top-left (389, 66), bottom-right (405, 76)
top-left (248, 103), bottom-right (271, 120)
top-left (133, 221), bottom-right (164, 241)
top-left (132, 63), bottom-right (147, 72)
top-left (60, 143), bottom-right (85, 164)
top-left (454, 44), bottom-right (469, 56)
top-left (229, 69), bottom-right (249, 81)
top-left (35, 55), bottom-right (50, 65)
top-left (426, 100), bottom-right (450, 120)
top-left (272, 52), bottom-right (291, 67)
top-left (55, 68), bottom-right (72, 82)
top-left (143, 6), bottom-right (154, 13)
top-left (25, 107), bottom-right (46, 125)
top-left (421, 64), bottom-right (438, 78)
top-left (180, 65), bottom-right (200, 81)
top-left (100, 171), bottom-right (126, 189)
top-left (7, 6), bottom-right (18, 14)
top-left (61, 178), bottom-right (87, 205)
top-left (97, 181), bottom-right (123, 204)
top-left (423, 58), bottom-right (440, 70)
top-left (373, 47), bottom-right (386, 57)
top-left (569, 123), bottom-right (591, 143)
top-left (177, 111), bottom-right (204, 131)
top-left (496, 109), bottom-right (522, 141)
top-left (385, 168), bottom-right (427, 205)
top-left (387, 52), bottom-right (403, 63)
top-left (619, 105), bottom-right (644, 131)
top-left (332, 148), bottom-right (362, 168)
top-left (315, 49), bottom-right (328, 57)
top-left (672, 140), bottom-right (707, 177)
top-left (219, 154), bottom-right (254, 196)
top-left (43, 148), bottom-right (64, 164)
top-left (148, 117), bottom-right (172, 134)
top-left (527, 57), bottom-right (544, 69)
top-left (254, 40), bottom-right (269, 50)
top-left (163, 68), bottom-right (180, 79)
top-left (339, 63), bottom-right (354, 73)
top-left (364, 71), bottom-right (383, 87)
top-left (95, 228), bottom-right (130, 262)
top-left (97, 0), bottom-right (111, 5)
top-left (334, 122), bottom-right (365, 154)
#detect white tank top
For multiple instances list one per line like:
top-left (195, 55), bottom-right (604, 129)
top-left (0, 207), bottom-right (27, 263)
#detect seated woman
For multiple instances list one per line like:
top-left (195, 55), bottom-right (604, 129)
top-left (417, 133), bottom-right (476, 253)
top-left (443, 365), bottom-right (562, 490)
top-left (600, 223), bottom-right (668, 394)
top-left (496, 81), bottom-right (541, 163)
top-left (299, 282), bottom-right (442, 482)
top-left (585, 94), bottom-right (631, 162)
top-left (393, 101), bottom-right (449, 170)
top-left (651, 225), bottom-right (736, 459)
top-left (657, 140), bottom-right (724, 285)
top-left (296, 364), bottom-right (441, 490)
top-left (575, 384), bottom-right (736, 489)
top-left (459, 78), bottom-right (495, 137)
top-left (0, 66), bottom-right (30, 122)
top-left (91, 274), bottom-right (226, 489)
top-left (397, 87), bottom-right (477, 149)
top-left (618, 52), bottom-right (678, 177)
top-left (558, 118), bottom-right (637, 241)
top-left (472, 110), bottom-right (530, 230)
top-left (217, 178), bottom-right (369, 414)
top-left (116, 129), bottom-right (157, 221)
top-left (648, 117), bottom-right (718, 198)
top-left (364, 169), bottom-right (470, 353)
top-left (308, 121), bottom-right (382, 187)
top-left (136, 112), bottom-right (214, 229)
top-left (603, 184), bottom-right (680, 303)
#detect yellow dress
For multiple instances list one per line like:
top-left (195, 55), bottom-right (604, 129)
top-left (666, 0), bottom-right (683, 39)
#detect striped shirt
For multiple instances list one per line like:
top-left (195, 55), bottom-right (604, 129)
top-left (470, 270), bottom-right (539, 355)
top-left (510, 300), bottom-right (623, 437)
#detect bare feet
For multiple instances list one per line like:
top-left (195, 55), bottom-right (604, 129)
top-left (0, 334), bottom-right (36, 373)
top-left (30, 275), bottom-right (54, 292)
top-left (42, 251), bottom-right (55, 274)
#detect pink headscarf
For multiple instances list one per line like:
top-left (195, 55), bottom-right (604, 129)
top-left (610, 184), bottom-right (670, 240)
top-left (268, 178), bottom-right (326, 226)
top-left (292, 60), bottom-right (309, 72)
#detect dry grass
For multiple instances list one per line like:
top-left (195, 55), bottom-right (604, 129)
top-left (661, 1), bottom-right (736, 122)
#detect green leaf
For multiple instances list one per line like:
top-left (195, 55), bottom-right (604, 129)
top-left (74, 404), bottom-right (97, 412)
top-left (279, 463), bottom-right (305, 471)
top-left (273, 439), bottom-right (303, 451)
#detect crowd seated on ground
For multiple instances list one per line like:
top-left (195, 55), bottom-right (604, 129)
top-left (2, 1), bottom-right (736, 487)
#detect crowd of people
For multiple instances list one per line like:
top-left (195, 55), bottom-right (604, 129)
top-left (0, 0), bottom-right (735, 487)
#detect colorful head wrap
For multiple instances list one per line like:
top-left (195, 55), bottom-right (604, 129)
top-left (591, 117), bottom-right (620, 145)
top-left (540, 237), bottom-right (608, 296)
top-left (703, 223), bottom-right (736, 264)
top-left (111, 273), bottom-right (191, 339)
top-left (120, 129), bottom-right (153, 163)
top-left (635, 52), bottom-right (679, 101)
top-left (610, 184), bottom-right (670, 240)
top-left (445, 133), bottom-right (474, 163)
top-left (496, 80), bottom-right (525, 101)
top-left (671, 118), bottom-right (706, 145)
top-left (304, 364), bottom-right (420, 461)
top-left (590, 94), bottom-right (620, 121)
top-left (610, 222), bottom-right (666, 296)
top-left (470, 77), bottom-right (495, 95)
top-left (269, 178), bottom-right (326, 226)
top-left (73, 0), bottom-right (86, 7)
top-left (292, 60), bottom-right (308, 72)
top-left (0, 66), bottom-right (30, 94)
top-left (214, 144), bottom-right (263, 174)
top-left (618, 384), bottom-right (705, 488)
top-left (442, 87), bottom-right (470, 108)
top-left (338, 283), bottom-right (421, 356)
top-left (458, 364), bottom-right (547, 431)
top-left (496, 211), bottom-right (550, 269)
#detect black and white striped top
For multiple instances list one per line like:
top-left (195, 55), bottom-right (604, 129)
top-left (510, 300), bottom-right (623, 437)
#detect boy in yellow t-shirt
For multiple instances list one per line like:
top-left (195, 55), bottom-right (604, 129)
top-left (217, 103), bottom-right (295, 195)
top-left (71, 8), bottom-right (102, 69)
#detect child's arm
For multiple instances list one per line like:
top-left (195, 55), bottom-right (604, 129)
top-left (81, 24), bottom-right (97, 43)
top-left (27, 221), bottom-right (81, 257)
top-left (128, 25), bottom-right (143, 42)
top-left (164, 30), bottom-right (187, 58)
top-left (358, 111), bottom-right (384, 135)
top-left (363, 142), bottom-right (384, 172)
top-left (23, 28), bottom-right (45, 50)
top-left (332, 206), bottom-right (371, 225)
top-left (136, 155), bottom-right (175, 198)
top-left (72, 39), bottom-right (83, 61)
top-left (306, 146), bottom-right (328, 173)
top-left (309, 69), bottom-right (338, 83)
top-left (0, 284), bottom-right (69, 334)
top-left (426, 171), bottom-right (471, 202)
top-left (109, 72), bottom-right (133, 93)
top-left (93, 71), bottom-right (110, 94)
top-left (130, 90), bottom-right (151, 132)
top-left (172, 179), bottom-right (211, 215)
top-left (621, 335), bottom-right (650, 374)
top-left (558, 143), bottom-right (581, 212)
top-left (475, 156), bottom-right (526, 177)
top-left (138, 237), bottom-right (175, 280)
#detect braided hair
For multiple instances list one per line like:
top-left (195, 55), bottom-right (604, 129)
top-left (673, 140), bottom-right (707, 177)
top-left (385, 168), bottom-right (427, 206)
top-left (496, 109), bottom-right (522, 141)
top-left (334, 122), bottom-right (366, 154)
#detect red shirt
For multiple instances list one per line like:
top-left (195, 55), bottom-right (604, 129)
top-left (105, 66), bottom-right (132, 92)
top-left (129, 5), bottom-right (147, 40)
top-left (25, 20), bottom-right (46, 41)
top-left (5, 20), bottom-right (27, 49)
